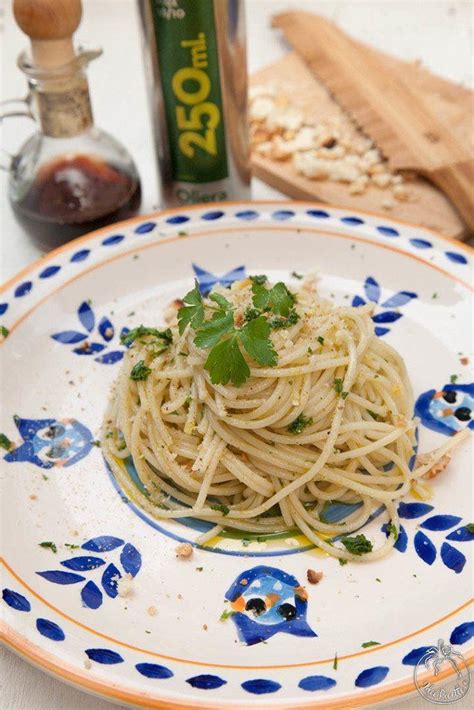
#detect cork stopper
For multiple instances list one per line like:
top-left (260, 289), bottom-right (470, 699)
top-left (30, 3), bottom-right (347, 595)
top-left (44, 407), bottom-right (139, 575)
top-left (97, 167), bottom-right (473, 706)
top-left (13, 0), bottom-right (83, 68)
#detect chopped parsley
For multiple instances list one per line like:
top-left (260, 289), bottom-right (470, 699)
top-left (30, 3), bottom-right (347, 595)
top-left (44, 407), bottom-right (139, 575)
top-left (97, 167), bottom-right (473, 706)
top-left (0, 433), bottom-right (12, 451)
top-left (219, 609), bottom-right (235, 622)
top-left (367, 410), bottom-right (380, 421)
top-left (340, 534), bottom-right (373, 556)
top-left (269, 309), bottom-right (299, 330)
top-left (450, 374), bottom-right (458, 384)
top-left (465, 523), bottom-right (474, 533)
top-left (39, 541), bottom-right (57, 553)
top-left (291, 271), bottom-right (303, 280)
top-left (0, 325), bottom-right (9, 338)
top-left (334, 379), bottom-right (348, 399)
top-left (361, 641), bottom-right (380, 648)
top-left (244, 306), bottom-right (260, 322)
top-left (375, 578), bottom-right (381, 583)
top-left (65, 543), bottom-right (80, 549)
top-left (288, 413), bottom-right (314, 434)
top-left (338, 558), bottom-right (348, 566)
top-left (317, 336), bottom-right (325, 345)
top-left (211, 503), bottom-right (230, 516)
top-left (196, 566), bottom-right (204, 572)
top-left (385, 522), bottom-right (399, 541)
top-left (130, 360), bottom-right (151, 381)
top-left (91, 440), bottom-right (101, 448)
top-left (241, 538), bottom-right (251, 547)
top-left (333, 652), bottom-right (338, 670)
top-left (121, 325), bottom-right (172, 347)
top-left (432, 292), bottom-right (438, 299)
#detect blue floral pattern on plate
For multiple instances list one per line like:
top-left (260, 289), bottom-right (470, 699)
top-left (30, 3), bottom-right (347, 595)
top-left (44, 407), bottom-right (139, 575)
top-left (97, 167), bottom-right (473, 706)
top-left (352, 276), bottom-right (417, 336)
top-left (51, 301), bottom-right (130, 364)
top-left (36, 536), bottom-right (141, 609)
top-left (382, 503), bottom-right (472, 573)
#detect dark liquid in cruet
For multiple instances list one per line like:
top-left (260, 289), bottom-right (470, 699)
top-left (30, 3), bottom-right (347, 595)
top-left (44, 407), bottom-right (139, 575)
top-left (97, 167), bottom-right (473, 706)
top-left (12, 154), bottom-right (141, 250)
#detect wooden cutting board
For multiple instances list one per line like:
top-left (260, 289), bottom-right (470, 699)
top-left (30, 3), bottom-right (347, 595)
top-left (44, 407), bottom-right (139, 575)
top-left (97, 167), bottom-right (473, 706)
top-left (272, 12), bottom-right (474, 233)
top-left (251, 43), bottom-right (473, 238)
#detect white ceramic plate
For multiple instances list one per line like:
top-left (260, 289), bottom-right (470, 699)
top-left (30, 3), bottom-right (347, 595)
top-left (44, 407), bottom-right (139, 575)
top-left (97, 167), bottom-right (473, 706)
top-left (1, 202), bottom-right (473, 709)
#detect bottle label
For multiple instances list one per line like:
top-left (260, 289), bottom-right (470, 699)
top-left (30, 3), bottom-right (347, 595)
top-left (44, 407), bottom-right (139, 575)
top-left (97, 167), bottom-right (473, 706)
top-left (149, 0), bottom-right (229, 183)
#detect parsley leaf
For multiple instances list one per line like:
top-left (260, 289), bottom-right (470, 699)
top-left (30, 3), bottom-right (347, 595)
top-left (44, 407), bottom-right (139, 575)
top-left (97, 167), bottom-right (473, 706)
top-left (0, 433), bottom-right (12, 451)
top-left (317, 336), bottom-right (325, 345)
top-left (465, 523), bottom-right (474, 533)
top-left (334, 378), bottom-right (344, 396)
top-left (340, 534), bottom-right (373, 556)
top-left (130, 360), bottom-right (151, 381)
top-left (204, 335), bottom-right (250, 386)
top-left (39, 541), bottom-right (57, 553)
top-left (288, 413), bottom-right (314, 434)
top-left (177, 281), bottom-right (205, 334)
top-left (209, 292), bottom-right (232, 309)
top-left (450, 374), bottom-right (458, 384)
top-left (252, 280), bottom-right (295, 316)
top-left (211, 503), bottom-right (230, 516)
top-left (269, 282), bottom-right (295, 315)
top-left (64, 543), bottom-right (80, 549)
top-left (386, 522), bottom-right (399, 541)
top-left (367, 410), bottom-right (380, 421)
top-left (0, 325), bottom-right (9, 338)
top-left (361, 641), bottom-right (380, 648)
top-left (194, 310), bottom-right (234, 349)
top-left (121, 326), bottom-right (172, 346)
top-left (338, 558), bottom-right (348, 566)
top-left (250, 274), bottom-right (268, 285)
top-left (239, 316), bottom-right (277, 367)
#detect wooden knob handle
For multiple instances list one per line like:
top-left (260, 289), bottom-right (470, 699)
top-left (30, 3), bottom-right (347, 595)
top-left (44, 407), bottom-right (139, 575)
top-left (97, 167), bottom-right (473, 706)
top-left (13, 0), bottom-right (82, 68)
top-left (13, 0), bottom-right (82, 40)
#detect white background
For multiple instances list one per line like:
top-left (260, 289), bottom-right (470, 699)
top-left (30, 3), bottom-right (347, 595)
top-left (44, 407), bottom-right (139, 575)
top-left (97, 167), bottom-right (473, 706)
top-left (1, 0), bottom-right (472, 707)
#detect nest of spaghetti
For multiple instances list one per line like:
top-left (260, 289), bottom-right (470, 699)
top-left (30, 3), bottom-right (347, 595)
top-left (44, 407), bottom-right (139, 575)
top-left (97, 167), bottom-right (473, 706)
top-left (102, 275), bottom-right (461, 562)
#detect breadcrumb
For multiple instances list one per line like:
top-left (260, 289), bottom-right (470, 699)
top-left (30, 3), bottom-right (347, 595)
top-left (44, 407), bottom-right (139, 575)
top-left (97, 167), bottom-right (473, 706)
top-left (116, 573), bottom-right (134, 597)
top-left (307, 569), bottom-right (323, 584)
top-left (417, 452), bottom-right (452, 480)
top-left (175, 542), bottom-right (193, 559)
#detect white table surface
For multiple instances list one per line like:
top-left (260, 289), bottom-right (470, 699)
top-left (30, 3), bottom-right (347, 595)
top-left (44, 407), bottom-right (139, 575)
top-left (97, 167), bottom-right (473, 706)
top-left (1, 1), bottom-right (472, 708)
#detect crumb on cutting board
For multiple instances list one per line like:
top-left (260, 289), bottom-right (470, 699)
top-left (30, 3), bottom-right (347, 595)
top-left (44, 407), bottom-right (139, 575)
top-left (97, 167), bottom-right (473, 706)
top-left (249, 83), bottom-right (414, 205)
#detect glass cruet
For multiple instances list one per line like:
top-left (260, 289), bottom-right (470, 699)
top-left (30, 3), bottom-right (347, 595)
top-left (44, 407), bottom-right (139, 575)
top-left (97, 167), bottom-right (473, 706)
top-left (2, 0), bottom-right (141, 250)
